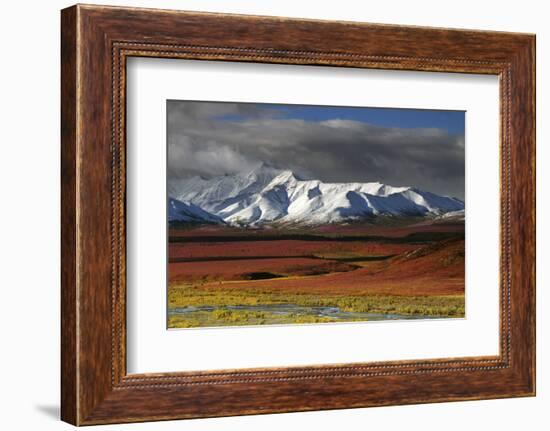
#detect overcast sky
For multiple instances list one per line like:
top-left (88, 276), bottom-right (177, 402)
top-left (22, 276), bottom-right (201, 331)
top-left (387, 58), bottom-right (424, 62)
top-left (167, 100), bottom-right (465, 199)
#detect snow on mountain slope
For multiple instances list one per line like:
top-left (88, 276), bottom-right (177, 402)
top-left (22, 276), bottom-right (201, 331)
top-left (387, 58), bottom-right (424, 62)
top-left (168, 198), bottom-right (224, 224)
top-left (168, 163), bottom-right (464, 226)
top-left (169, 163), bottom-right (282, 214)
top-left (436, 209), bottom-right (466, 221)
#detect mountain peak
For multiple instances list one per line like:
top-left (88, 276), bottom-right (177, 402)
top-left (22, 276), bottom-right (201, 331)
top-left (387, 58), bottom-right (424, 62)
top-left (270, 169), bottom-right (297, 183)
top-left (243, 161), bottom-right (281, 179)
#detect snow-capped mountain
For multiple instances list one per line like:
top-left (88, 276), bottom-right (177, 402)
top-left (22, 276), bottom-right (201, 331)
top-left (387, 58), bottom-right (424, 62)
top-left (168, 163), bottom-right (464, 226)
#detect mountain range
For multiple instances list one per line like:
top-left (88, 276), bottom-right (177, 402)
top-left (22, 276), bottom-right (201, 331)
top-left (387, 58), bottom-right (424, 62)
top-left (168, 163), bottom-right (464, 227)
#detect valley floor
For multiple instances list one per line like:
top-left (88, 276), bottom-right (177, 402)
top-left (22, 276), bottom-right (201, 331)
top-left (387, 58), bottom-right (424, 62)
top-left (167, 221), bottom-right (465, 328)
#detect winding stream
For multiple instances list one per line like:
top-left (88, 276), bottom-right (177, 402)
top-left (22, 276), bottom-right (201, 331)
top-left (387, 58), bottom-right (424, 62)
top-left (168, 303), bottom-right (443, 322)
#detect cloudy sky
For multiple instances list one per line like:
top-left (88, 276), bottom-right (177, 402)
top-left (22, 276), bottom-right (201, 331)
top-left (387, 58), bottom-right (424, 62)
top-left (167, 100), bottom-right (465, 199)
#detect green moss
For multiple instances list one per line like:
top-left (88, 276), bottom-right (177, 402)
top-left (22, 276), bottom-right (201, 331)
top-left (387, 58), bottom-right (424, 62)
top-left (167, 284), bottom-right (465, 328)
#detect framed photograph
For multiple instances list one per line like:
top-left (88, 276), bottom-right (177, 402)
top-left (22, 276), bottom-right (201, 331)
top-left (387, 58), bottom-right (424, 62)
top-left (61, 4), bottom-right (536, 425)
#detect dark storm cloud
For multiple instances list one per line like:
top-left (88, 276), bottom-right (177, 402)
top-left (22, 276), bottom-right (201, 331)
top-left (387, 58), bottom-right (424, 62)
top-left (167, 101), bottom-right (465, 199)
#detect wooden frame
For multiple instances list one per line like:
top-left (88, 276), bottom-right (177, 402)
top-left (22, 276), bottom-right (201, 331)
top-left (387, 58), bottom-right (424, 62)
top-left (61, 4), bottom-right (535, 425)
